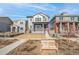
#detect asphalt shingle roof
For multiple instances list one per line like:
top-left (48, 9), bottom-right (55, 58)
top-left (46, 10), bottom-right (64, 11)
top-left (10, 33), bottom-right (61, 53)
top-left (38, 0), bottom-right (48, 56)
top-left (0, 17), bottom-right (13, 25)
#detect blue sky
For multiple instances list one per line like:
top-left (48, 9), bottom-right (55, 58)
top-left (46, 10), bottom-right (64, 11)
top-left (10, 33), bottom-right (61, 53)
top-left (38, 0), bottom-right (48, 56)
top-left (0, 3), bottom-right (79, 20)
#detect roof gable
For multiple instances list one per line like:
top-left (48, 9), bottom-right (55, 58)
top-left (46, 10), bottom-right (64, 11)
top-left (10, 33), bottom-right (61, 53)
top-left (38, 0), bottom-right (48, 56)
top-left (33, 12), bottom-right (49, 18)
top-left (0, 17), bottom-right (13, 25)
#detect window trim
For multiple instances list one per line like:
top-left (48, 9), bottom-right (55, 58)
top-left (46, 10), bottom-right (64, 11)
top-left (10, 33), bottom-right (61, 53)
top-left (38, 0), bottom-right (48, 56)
top-left (20, 22), bottom-right (23, 24)
top-left (20, 27), bottom-right (23, 30)
top-left (35, 17), bottom-right (41, 22)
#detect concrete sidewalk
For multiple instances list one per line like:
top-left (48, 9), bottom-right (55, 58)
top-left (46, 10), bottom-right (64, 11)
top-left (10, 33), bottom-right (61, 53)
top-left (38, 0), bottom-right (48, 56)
top-left (0, 39), bottom-right (28, 55)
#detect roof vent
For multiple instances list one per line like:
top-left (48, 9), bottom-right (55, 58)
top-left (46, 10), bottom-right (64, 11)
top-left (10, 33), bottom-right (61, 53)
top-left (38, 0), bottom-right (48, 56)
top-left (60, 12), bottom-right (69, 15)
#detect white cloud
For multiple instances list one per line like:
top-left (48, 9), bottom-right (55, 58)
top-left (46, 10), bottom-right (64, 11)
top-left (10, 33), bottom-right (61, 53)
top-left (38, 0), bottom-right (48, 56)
top-left (13, 3), bottom-right (57, 12)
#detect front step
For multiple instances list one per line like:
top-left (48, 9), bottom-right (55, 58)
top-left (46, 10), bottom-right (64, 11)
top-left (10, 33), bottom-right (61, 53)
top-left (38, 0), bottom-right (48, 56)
top-left (27, 33), bottom-right (46, 39)
top-left (31, 31), bottom-right (45, 34)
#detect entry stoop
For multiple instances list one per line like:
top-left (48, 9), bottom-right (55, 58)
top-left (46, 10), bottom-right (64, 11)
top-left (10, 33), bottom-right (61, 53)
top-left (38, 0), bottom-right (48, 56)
top-left (41, 39), bottom-right (58, 55)
top-left (31, 31), bottom-right (44, 34)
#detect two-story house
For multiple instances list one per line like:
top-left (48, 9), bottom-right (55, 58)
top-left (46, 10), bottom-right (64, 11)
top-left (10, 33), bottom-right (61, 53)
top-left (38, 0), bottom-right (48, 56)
top-left (27, 12), bottom-right (49, 33)
top-left (11, 19), bottom-right (26, 33)
top-left (50, 12), bottom-right (79, 34)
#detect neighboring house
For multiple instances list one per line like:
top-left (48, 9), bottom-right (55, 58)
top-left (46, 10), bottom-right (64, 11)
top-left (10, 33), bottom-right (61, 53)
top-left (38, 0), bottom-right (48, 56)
top-left (50, 12), bottom-right (79, 34)
top-left (11, 19), bottom-right (26, 33)
top-left (0, 17), bottom-right (13, 32)
top-left (27, 12), bottom-right (49, 33)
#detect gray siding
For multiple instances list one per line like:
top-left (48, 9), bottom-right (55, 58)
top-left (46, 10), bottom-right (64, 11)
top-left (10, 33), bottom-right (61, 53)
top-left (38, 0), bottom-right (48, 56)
top-left (0, 23), bottom-right (10, 32)
top-left (0, 17), bottom-right (13, 32)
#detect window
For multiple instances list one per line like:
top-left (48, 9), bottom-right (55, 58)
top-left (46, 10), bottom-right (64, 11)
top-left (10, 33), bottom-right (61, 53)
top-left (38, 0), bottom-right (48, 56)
top-left (30, 19), bottom-right (32, 21)
top-left (59, 16), bottom-right (63, 20)
top-left (71, 17), bottom-right (74, 21)
top-left (20, 22), bottom-right (23, 24)
top-left (43, 19), bottom-right (46, 21)
top-left (20, 27), bottom-right (23, 30)
top-left (43, 17), bottom-right (47, 21)
top-left (30, 26), bottom-right (32, 29)
top-left (35, 18), bottom-right (41, 22)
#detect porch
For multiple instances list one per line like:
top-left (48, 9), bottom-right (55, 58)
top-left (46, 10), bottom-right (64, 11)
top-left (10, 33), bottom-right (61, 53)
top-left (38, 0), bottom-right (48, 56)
top-left (32, 22), bottom-right (48, 33)
top-left (55, 22), bottom-right (79, 34)
top-left (11, 25), bottom-right (19, 33)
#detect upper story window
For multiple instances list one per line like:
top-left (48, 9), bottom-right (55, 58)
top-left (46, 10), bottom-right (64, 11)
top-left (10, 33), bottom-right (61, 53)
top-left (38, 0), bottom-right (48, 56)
top-left (43, 18), bottom-right (47, 21)
top-left (20, 22), bottom-right (23, 24)
top-left (59, 16), bottom-right (63, 20)
top-left (71, 17), bottom-right (74, 21)
top-left (43, 16), bottom-right (47, 22)
top-left (30, 25), bottom-right (32, 29)
top-left (35, 18), bottom-right (41, 22)
top-left (30, 19), bottom-right (32, 21)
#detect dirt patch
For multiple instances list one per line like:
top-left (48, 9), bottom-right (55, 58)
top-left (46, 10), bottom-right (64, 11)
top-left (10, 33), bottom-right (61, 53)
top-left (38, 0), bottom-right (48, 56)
top-left (7, 40), bottom-right (42, 55)
top-left (55, 39), bottom-right (79, 55)
top-left (0, 39), bottom-right (18, 48)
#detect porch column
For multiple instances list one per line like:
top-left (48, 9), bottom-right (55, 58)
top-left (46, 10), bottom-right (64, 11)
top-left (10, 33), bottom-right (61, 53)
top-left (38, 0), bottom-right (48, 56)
top-left (32, 24), bottom-right (34, 31)
top-left (67, 22), bottom-right (69, 32)
top-left (59, 22), bottom-right (62, 33)
top-left (77, 23), bottom-right (79, 32)
top-left (33, 24), bottom-right (35, 31)
top-left (55, 24), bottom-right (58, 33)
top-left (73, 22), bottom-right (76, 32)
top-left (42, 23), bottom-right (44, 31)
top-left (16, 27), bottom-right (18, 32)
